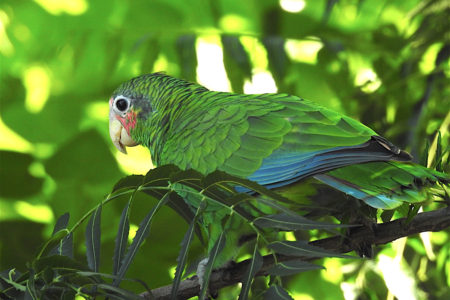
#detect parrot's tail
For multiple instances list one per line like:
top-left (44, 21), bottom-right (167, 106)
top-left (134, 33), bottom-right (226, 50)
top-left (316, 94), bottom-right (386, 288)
top-left (314, 162), bottom-right (449, 209)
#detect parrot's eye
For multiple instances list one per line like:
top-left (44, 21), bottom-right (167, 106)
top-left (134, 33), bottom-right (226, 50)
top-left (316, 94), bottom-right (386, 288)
top-left (114, 97), bottom-right (129, 112)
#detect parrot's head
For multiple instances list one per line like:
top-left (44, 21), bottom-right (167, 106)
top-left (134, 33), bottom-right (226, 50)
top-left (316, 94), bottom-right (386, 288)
top-left (109, 74), bottom-right (156, 154)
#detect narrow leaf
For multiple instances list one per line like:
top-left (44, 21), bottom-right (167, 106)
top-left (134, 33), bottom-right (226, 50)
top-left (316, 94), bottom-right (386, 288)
top-left (171, 201), bottom-right (205, 299)
top-left (267, 261), bottom-right (323, 276)
top-left (238, 244), bottom-right (263, 300)
top-left (34, 255), bottom-right (89, 274)
top-left (112, 175), bottom-right (143, 193)
top-left (49, 232), bottom-right (73, 258)
top-left (52, 213), bottom-right (70, 235)
top-left (113, 192), bottom-right (171, 286)
top-left (254, 213), bottom-right (353, 230)
top-left (113, 200), bottom-right (131, 276)
top-left (198, 232), bottom-right (226, 300)
top-left (268, 240), bottom-right (352, 258)
top-left (176, 34), bottom-right (197, 81)
top-left (36, 229), bottom-right (69, 259)
top-left (95, 283), bottom-right (144, 300)
top-left (85, 205), bottom-right (102, 272)
top-left (171, 222), bottom-right (196, 299)
top-left (264, 285), bottom-right (294, 300)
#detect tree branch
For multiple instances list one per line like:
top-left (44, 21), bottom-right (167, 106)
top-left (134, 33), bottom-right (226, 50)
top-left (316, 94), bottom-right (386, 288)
top-left (142, 206), bottom-right (450, 300)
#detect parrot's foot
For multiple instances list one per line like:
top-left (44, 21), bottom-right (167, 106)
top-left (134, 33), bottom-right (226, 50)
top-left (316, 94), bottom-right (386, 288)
top-left (197, 257), bottom-right (209, 292)
top-left (196, 259), bottom-right (235, 299)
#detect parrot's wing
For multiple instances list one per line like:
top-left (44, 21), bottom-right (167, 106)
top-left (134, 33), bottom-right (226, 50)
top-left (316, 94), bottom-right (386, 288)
top-left (160, 93), bottom-right (409, 186)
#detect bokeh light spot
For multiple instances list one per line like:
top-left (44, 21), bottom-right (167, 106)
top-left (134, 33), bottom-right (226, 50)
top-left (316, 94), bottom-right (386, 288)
top-left (0, 117), bottom-right (33, 152)
top-left (244, 71), bottom-right (277, 94)
top-left (23, 65), bottom-right (51, 113)
top-left (285, 38), bottom-right (323, 64)
top-left (196, 35), bottom-right (231, 92)
top-left (33, 0), bottom-right (88, 16)
top-left (354, 68), bottom-right (381, 93)
top-left (280, 0), bottom-right (306, 13)
top-left (0, 10), bottom-right (14, 56)
top-left (419, 43), bottom-right (442, 75)
top-left (128, 223), bottom-right (138, 243)
top-left (14, 201), bottom-right (54, 224)
top-left (219, 14), bottom-right (249, 32)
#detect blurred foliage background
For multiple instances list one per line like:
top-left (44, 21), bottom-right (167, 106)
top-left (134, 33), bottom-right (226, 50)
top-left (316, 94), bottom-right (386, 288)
top-left (0, 0), bottom-right (449, 299)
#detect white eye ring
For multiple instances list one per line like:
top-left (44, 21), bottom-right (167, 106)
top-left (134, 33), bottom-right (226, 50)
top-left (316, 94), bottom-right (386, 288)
top-left (113, 96), bottom-right (130, 114)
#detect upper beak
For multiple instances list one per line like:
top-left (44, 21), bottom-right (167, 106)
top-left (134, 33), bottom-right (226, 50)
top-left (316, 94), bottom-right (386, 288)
top-left (109, 111), bottom-right (138, 154)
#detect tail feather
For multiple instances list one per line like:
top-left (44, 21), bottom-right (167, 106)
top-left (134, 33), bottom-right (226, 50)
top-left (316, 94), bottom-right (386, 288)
top-left (314, 162), bottom-right (449, 209)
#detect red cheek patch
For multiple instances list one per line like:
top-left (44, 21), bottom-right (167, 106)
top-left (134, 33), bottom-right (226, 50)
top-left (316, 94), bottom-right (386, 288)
top-left (117, 111), bottom-right (137, 135)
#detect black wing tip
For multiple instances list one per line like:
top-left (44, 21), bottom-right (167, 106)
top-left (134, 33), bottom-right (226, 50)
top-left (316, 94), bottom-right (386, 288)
top-left (371, 135), bottom-right (412, 161)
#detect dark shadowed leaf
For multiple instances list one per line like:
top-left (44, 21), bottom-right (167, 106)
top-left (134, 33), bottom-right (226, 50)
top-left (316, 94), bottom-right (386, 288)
top-left (141, 35), bottom-right (160, 73)
top-left (85, 205), bottom-right (102, 272)
top-left (176, 35), bottom-right (197, 81)
top-left (112, 175), bottom-right (144, 193)
top-left (171, 201), bottom-right (204, 300)
top-left (113, 192), bottom-right (171, 286)
top-left (36, 229), bottom-right (69, 259)
top-left (49, 233), bottom-right (73, 258)
top-left (254, 213), bottom-right (353, 230)
top-left (268, 240), bottom-right (352, 258)
top-left (262, 36), bottom-right (289, 88)
top-left (222, 34), bottom-right (252, 93)
top-left (34, 255), bottom-right (89, 275)
top-left (199, 232), bottom-right (227, 300)
top-left (113, 200), bottom-right (131, 276)
top-left (264, 285), bottom-right (294, 300)
top-left (52, 213), bottom-right (70, 234)
top-left (96, 283), bottom-right (144, 300)
top-left (49, 213), bottom-right (73, 257)
top-left (267, 260), bottom-right (323, 276)
top-left (238, 244), bottom-right (263, 300)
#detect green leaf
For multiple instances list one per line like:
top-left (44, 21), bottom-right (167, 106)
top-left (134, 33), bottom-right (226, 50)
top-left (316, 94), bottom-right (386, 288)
top-left (112, 175), bottom-right (144, 193)
top-left (0, 269), bottom-right (27, 291)
top-left (85, 204), bottom-right (102, 272)
top-left (268, 240), bottom-right (352, 258)
top-left (199, 232), bottom-right (227, 300)
top-left (49, 213), bottom-right (73, 257)
top-left (176, 34), bottom-right (197, 81)
top-left (96, 283), bottom-right (144, 300)
top-left (222, 34), bottom-right (251, 93)
top-left (171, 201), bottom-right (205, 300)
top-left (36, 229), bottom-right (69, 259)
top-left (34, 255), bottom-right (88, 275)
top-left (113, 192), bottom-right (171, 286)
top-left (264, 285), bottom-right (294, 300)
top-left (238, 244), bottom-right (263, 300)
top-left (267, 261), bottom-right (323, 276)
top-left (262, 36), bottom-right (289, 88)
top-left (253, 213), bottom-right (353, 230)
top-left (141, 35), bottom-right (160, 73)
top-left (113, 200), bottom-right (131, 276)
top-left (26, 270), bottom-right (39, 300)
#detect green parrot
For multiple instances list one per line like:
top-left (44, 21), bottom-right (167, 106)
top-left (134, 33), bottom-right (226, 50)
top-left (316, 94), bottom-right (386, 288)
top-left (108, 73), bottom-right (448, 286)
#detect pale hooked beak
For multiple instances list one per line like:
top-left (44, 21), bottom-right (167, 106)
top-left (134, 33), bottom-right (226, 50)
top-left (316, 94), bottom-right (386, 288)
top-left (109, 114), bottom-right (138, 154)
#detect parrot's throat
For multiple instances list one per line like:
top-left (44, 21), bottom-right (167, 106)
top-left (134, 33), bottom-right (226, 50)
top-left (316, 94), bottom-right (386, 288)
top-left (117, 111), bottom-right (137, 135)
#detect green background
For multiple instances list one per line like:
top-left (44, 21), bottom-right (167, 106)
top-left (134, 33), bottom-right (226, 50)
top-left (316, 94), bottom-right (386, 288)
top-left (0, 0), bottom-right (448, 299)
